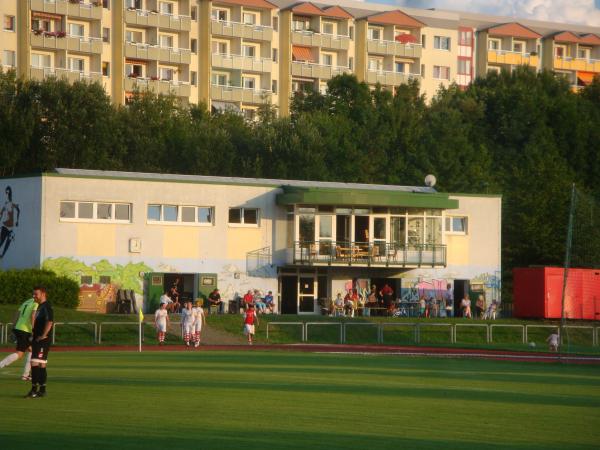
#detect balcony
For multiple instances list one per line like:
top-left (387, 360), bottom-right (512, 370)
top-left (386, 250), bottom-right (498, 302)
top-left (367, 70), bottom-right (420, 86)
top-left (125, 42), bottom-right (191, 64)
top-left (31, 0), bottom-right (68, 15)
top-left (487, 50), bottom-right (538, 67)
top-left (211, 20), bottom-right (273, 42)
top-left (292, 30), bottom-right (350, 51)
top-left (67, 35), bottom-right (103, 53)
top-left (292, 241), bottom-right (446, 268)
top-left (291, 61), bottom-right (351, 80)
top-left (31, 32), bottom-right (69, 50)
top-left (31, 0), bottom-right (102, 19)
top-left (553, 57), bottom-right (600, 73)
top-left (211, 53), bottom-right (272, 73)
top-left (29, 66), bottom-right (103, 83)
top-left (124, 8), bottom-right (191, 31)
top-left (124, 77), bottom-right (191, 97)
top-left (367, 39), bottom-right (422, 58)
top-left (211, 84), bottom-right (272, 104)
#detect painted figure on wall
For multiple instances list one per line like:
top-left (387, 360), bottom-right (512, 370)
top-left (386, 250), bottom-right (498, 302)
top-left (0, 186), bottom-right (20, 258)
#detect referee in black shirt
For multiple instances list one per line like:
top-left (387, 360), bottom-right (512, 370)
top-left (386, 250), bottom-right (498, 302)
top-left (25, 286), bottom-right (54, 398)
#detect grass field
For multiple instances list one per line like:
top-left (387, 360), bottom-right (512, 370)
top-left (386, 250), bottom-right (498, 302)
top-left (1, 351), bottom-right (600, 449)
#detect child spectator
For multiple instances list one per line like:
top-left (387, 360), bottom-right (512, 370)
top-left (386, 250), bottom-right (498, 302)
top-left (254, 290), bottom-right (267, 314)
top-left (264, 291), bottom-right (275, 313)
top-left (243, 304), bottom-right (258, 345)
top-left (154, 303), bottom-right (169, 345)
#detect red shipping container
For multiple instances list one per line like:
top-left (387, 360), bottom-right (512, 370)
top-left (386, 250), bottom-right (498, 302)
top-left (513, 267), bottom-right (600, 320)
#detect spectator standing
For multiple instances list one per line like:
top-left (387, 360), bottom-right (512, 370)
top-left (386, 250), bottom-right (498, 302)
top-left (242, 290), bottom-right (254, 312)
top-left (208, 288), bottom-right (224, 314)
top-left (159, 291), bottom-right (173, 312)
top-left (380, 284), bottom-right (394, 316)
top-left (243, 305), bottom-right (258, 345)
top-left (419, 297), bottom-right (426, 318)
top-left (444, 284), bottom-right (454, 318)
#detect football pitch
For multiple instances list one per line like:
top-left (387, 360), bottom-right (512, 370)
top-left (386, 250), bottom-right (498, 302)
top-left (1, 351), bottom-right (599, 450)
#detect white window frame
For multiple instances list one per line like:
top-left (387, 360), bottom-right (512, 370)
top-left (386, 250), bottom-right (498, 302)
top-left (242, 43), bottom-right (258, 59)
top-left (31, 53), bottom-right (51, 69)
top-left (228, 207), bottom-right (260, 227)
top-left (3, 15), bottom-right (15, 32)
top-left (147, 204), bottom-right (215, 226)
top-left (322, 21), bottom-right (335, 35)
top-left (445, 215), bottom-right (468, 235)
top-left (68, 57), bottom-right (85, 72)
top-left (212, 72), bottom-right (229, 86)
top-left (434, 36), bottom-right (451, 51)
top-left (367, 27), bottom-right (382, 41)
top-left (159, 34), bottom-right (174, 48)
top-left (488, 38), bottom-right (501, 51)
top-left (159, 1), bottom-right (174, 15)
top-left (211, 8), bottom-right (228, 22)
top-left (512, 40), bottom-right (525, 54)
top-left (243, 11), bottom-right (258, 25)
top-left (59, 201), bottom-right (132, 224)
top-left (68, 23), bottom-right (85, 38)
top-left (2, 50), bottom-right (16, 67)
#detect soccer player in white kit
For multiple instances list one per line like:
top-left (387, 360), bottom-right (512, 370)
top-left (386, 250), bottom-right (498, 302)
top-left (154, 303), bottom-right (169, 345)
top-left (192, 303), bottom-right (206, 347)
top-left (181, 301), bottom-right (195, 347)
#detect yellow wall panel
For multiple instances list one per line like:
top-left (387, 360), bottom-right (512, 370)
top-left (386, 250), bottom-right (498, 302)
top-left (163, 227), bottom-right (199, 259)
top-left (77, 224), bottom-right (116, 256)
top-left (446, 235), bottom-right (469, 265)
top-left (227, 228), bottom-right (262, 259)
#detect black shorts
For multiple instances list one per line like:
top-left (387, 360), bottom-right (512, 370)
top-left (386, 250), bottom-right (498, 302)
top-left (14, 329), bottom-right (32, 353)
top-left (31, 338), bottom-right (51, 364)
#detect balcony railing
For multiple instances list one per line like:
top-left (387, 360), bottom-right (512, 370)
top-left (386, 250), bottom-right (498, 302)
top-left (366, 69), bottom-right (421, 86)
top-left (553, 56), bottom-right (600, 73)
top-left (211, 19), bottom-right (273, 41)
top-left (125, 77), bottom-right (191, 97)
top-left (293, 241), bottom-right (446, 267)
top-left (211, 84), bottom-right (272, 104)
top-left (125, 41), bottom-right (191, 64)
top-left (211, 53), bottom-right (272, 73)
top-left (31, 0), bottom-right (102, 19)
top-left (124, 8), bottom-right (191, 31)
top-left (291, 61), bottom-right (351, 80)
top-left (292, 29), bottom-right (350, 50)
top-left (367, 39), bottom-right (422, 58)
top-left (29, 66), bottom-right (103, 83)
top-left (487, 49), bottom-right (538, 66)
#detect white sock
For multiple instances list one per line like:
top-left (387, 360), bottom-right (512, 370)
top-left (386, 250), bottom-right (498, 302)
top-left (22, 352), bottom-right (32, 377)
top-left (0, 352), bottom-right (19, 368)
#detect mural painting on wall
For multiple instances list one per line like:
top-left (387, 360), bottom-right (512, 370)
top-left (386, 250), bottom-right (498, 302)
top-left (43, 257), bottom-right (152, 313)
top-left (471, 272), bottom-right (502, 303)
top-left (400, 279), bottom-right (449, 302)
top-left (0, 186), bottom-right (20, 259)
top-left (219, 263), bottom-right (277, 305)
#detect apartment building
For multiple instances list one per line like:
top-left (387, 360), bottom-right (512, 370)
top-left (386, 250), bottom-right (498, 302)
top-left (0, 169), bottom-right (500, 314)
top-left (1, 0), bottom-right (598, 116)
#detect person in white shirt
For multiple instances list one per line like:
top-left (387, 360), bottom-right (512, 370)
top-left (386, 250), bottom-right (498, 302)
top-left (180, 301), bottom-right (195, 347)
top-left (192, 303), bottom-right (206, 347)
top-left (154, 303), bottom-right (169, 345)
top-left (546, 330), bottom-right (559, 352)
top-left (159, 291), bottom-right (173, 312)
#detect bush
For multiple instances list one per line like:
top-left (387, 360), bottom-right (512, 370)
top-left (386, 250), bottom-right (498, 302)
top-left (0, 269), bottom-right (79, 308)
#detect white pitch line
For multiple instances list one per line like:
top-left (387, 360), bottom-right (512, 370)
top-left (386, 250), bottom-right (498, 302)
top-left (314, 351), bottom-right (600, 362)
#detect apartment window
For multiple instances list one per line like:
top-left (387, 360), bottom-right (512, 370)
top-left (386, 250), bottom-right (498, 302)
top-left (159, 2), bottom-right (174, 15)
top-left (349, 26), bottom-right (354, 40)
top-left (322, 53), bottom-right (333, 66)
top-left (99, 276), bottom-right (111, 284)
top-left (242, 76), bottom-right (255, 90)
top-left (60, 201), bottom-right (132, 222)
top-left (32, 19), bottom-right (51, 32)
top-left (160, 34), bottom-right (174, 48)
top-left (578, 47), bottom-right (591, 60)
top-left (160, 67), bottom-right (174, 80)
top-left (367, 27), bottom-right (381, 41)
top-left (191, 6), bottom-right (197, 20)
top-left (147, 204), bottom-right (214, 225)
top-left (212, 41), bottom-right (228, 55)
top-left (68, 57), bottom-right (85, 72)
top-left (228, 208), bottom-right (259, 226)
top-left (445, 216), bottom-right (468, 234)
top-left (459, 30), bottom-right (472, 46)
top-left (421, 34), bottom-right (426, 48)
top-left (322, 21), bottom-right (334, 35)
top-left (272, 48), bottom-right (278, 62)
top-left (69, 23), bottom-right (84, 37)
top-left (349, 56), bottom-right (353, 70)
top-left (2, 50), bottom-right (15, 67)
top-left (271, 79), bottom-right (277, 94)
top-left (102, 27), bottom-right (110, 43)
top-left (433, 65), bottom-right (450, 80)
top-left (81, 276), bottom-right (93, 285)
top-left (273, 17), bottom-right (278, 32)
top-left (31, 53), bottom-right (51, 68)
top-left (488, 39), bottom-right (500, 50)
top-left (292, 17), bottom-right (310, 31)
top-left (434, 36), bottom-right (451, 50)
top-left (191, 38), bottom-right (197, 53)
top-left (513, 41), bottom-right (525, 54)
top-left (126, 30), bottom-right (143, 43)
top-left (242, 45), bottom-right (256, 58)
top-left (243, 12), bottom-right (257, 25)
top-left (242, 108), bottom-right (256, 121)
top-left (4, 15), bottom-right (15, 32)
top-left (191, 71), bottom-right (197, 86)
top-left (211, 8), bottom-right (228, 22)
top-left (395, 62), bottom-right (405, 73)
top-left (103, 0), bottom-right (110, 8)
top-left (102, 61), bottom-right (110, 76)
top-left (126, 0), bottom-right (141, 9)
top-left (212, 73), bottom-right (228, 86)
top-left (457, 59), bottom-right (470, 75)
top-left (368, 57), bottom-right (382, 71)
top-left (125, 63), bottom-right (143, 77)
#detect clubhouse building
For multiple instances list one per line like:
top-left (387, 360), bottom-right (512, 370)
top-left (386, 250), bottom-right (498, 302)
top-left (0, 169), bottom-right (501, 313)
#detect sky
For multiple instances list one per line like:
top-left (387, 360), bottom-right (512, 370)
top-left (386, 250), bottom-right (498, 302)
top-left (368, 0), bottom-right (600, 27)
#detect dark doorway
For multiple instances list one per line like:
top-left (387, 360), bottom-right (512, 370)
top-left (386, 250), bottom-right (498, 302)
top-left (354, 216), bottom-right (369, 243)
top-left (280, 276), bottom-right (298, 314)
top-left (336, 215), bottom-right (350, 244)
top-left (453, 279), bottom-right (470, 316)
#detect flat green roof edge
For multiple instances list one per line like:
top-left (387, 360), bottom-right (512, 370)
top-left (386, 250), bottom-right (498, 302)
top-left (449, 192), bottom-right (502, 198)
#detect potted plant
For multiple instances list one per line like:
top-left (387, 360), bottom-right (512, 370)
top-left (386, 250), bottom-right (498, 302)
top-left (128, 72), bottom-right (138, 78)
top-left (33, 29), bottom-right (44, 35)
top-left (150, 75), bottom-right (159, 80)
top-left (92, 0), bottom-right (102, 6)
top-left (56, 31), bottom-right (66, 38)
top-left (69, 0), bottom-right (82, 4)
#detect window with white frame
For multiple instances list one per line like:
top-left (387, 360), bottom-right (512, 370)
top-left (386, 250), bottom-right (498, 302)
top-left (212, 41), bottom-right (228, 55)
top-left (31, 53), bottom-right (51, 68)
top-left (578, 47), bottom-right (591, 60)
top-left (126, 0), bottom-right (141, 9)
top-left (459, 30), bottom-right (472, 46)
top-left (554, 45), bottom-right (566, 58)
top-left (211, 72), bottom-right (228, 86)
top-left (228, 208), bottom-right (259, 225)
top-left (159, 67), bottom-right (174, 80)
top-left (159, 2), bottom-right (174, 15)
top-left (445, 216), bottom-right (468, 234)
top-left (488, 38), bottom-right (500, 50)
top-left (243, 12), bottom-right (257, 25)
top-left (3, 15), bottom-right (15, 31)
top-left (147, 204), bottom-right (214, 225)
top-left (433, 36), bottom-right (451, 50)
top-left (368, 57), bottom-right (382, 71)
top-left (32, 19), bottom-right (51, 32)
top-left (322, 21), bottom-right (335, 35)
top-left (159, 34), bottom-right (173, 48)
top-left (211, 8), bottom-right (228, 22)
top-left (242, 44), bottom-right (257, 58)
top-left (395, 61), bottom-right (405, 73)
top-left (60, 201), bottom-right (132, 222)
top-left (3, 50), bottom-right (15, 67)
top-left (102, 27), bottom-right (110, 43)
top-left (125, 63), bottom-right (143, 77)
top-left (125, 30), bottom-right (143, 43)
top-left (68, 57), bottom-right (85, 72)
top-left (102, 61), bottom-right (110, 76)
top-left (321, 52), bottom-right (333, 66)
top-left (433, 65), bottom-right (450, 80)
top-left (513, 40), bottom-right (525, 53)
top-left (457, 59), bottom-right (470, 75)
top-left (242, 76), bottom-right (256, 90)
top-left (69, 23), bottom-right (84, 37)
top-left (191, 71), bottom-right (197, 85)
top-left (292, 17), bottom-right (310, 31)
top-left (367, 27), bottom-right (382, 41)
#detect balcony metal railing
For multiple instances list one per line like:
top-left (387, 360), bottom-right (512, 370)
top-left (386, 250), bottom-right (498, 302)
top-left (367, 38), bottom-right (421, 48)
top-left (293, 241), bottom-right (446, 267)
top-left (489, 48), bottom-right (533, 57)
top-left (213, 18), bottom-right (272, 31)
top-left (293, 29), bottom-right (350, 40)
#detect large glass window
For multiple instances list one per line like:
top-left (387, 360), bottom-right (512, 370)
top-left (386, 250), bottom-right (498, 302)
top-left (408, 217), bottom-right (423, 247)
top-left (299, 213), bottom-right (315, 242)
top-left (446, 216), bottom-right (468, 234)
top-left (147, 205), bottom-right (161, 221)
top-left (78, 203), bottom-right (94, 219)
top-left (163, 205), bottom-right (178, 222)
top-left (391, 217), bottom-right (406, 246)
top-left (228, 208), bottom-right (259, 225)
top-left (426, 217), bottom-right (442, 245)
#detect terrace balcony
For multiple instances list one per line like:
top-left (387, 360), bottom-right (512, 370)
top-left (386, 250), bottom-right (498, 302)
top-left (553, 56), bottom-right (600, 73)
top-left (366, 69), bottom-right (421, 86)
top-left (292, 30), bottom-right (350, 51)
top-left (125, 42), bottom-right (191, 65)
top-left (211, 53), bottom-right (272, 73)
top-left (31, 32), bottom-right (103, 54)
top-left (367, 39), bottom-right (422, 58)
top-left (291, 61), bottom-right (351, 80)
top-left (29, 66), bottom-right (103, 83)
top-left (124, 8), bottom-right (191, 31)
top-left (31, 0), bottom-right (102, 20)
top-left (487, 49), bottom-right (539, 67)
top-left (124, 77), bottom-right (191, 97)
top-left (292, 241), bottom-right (446, 268)
top-left (211, 84), bottom-right (272, 104)
top-left (211, 19), bottom-right (273, 42)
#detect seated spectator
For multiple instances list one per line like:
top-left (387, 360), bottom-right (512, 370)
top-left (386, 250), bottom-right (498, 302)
top-left (242, 290), bottom-right (254, 311)
top-left (344, 290), bottom-right (357, 317)
top-left (333, 293), bottom-right (344, 317)
top-left (159, 291), bottom-right (173, 312)
top-left (254, 289), bottom-right (267, 314)
top-left (169, 285), bottom-right (181, 313)
top-left (264, 291), bottom-right (275, 313)
top-left (380, 284), bottom-right (394, 316)
top-left (475, 295), bottom-right (485, 319)
top-left (208, 288), bottom-right (224, 314)
top-left (460, 296), bottom-right (472, 318)
top-left (419, 297), bottom-right (426, 318)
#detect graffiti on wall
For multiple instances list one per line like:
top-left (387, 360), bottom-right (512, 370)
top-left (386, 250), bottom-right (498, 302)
top-left (0, 186), bottom-right (20, 259)
top-left (400, 279), bottom-right (450, 302)
top-left (43, 257), bottom-right (152, 312)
